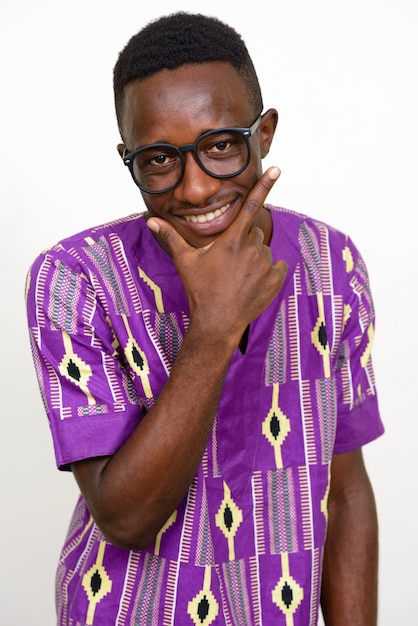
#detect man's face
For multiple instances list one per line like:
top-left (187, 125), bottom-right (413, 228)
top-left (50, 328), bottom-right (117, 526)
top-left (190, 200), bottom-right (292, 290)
top-left (119, 62), bottom-right (277, 248)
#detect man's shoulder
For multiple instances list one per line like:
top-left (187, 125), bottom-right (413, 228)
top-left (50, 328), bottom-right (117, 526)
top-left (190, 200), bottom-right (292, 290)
top-left (55, 212), bottom-right (145, 251)
top-left (268, 204), bottom-right (351, 249)
top-left (267, 204), bottom-right (363, 287)
top-left (30, 212), bottom-right (147, 270)
top-left (268, 204), bottom-right (341, 233)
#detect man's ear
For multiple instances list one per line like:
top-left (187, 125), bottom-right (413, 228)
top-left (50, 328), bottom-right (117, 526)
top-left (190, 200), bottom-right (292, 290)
top-left (259, 108), bottom-right (279, 159)
top-left (117, 143), bottom-right (126, 159)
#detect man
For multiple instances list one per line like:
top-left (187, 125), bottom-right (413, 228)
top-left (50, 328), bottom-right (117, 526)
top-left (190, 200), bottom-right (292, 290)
top-left (26, 12), bottom-right (384, 625)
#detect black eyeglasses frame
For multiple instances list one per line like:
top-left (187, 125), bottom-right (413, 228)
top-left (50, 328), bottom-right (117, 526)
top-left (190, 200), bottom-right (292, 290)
top-left (122, 114), bottom-right (262, 194)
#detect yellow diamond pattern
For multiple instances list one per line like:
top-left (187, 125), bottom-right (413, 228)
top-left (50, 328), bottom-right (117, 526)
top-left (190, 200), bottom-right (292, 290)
top-left (82, 541), bottom-right (112, 625)
top-left (272, 553), bottom-right (304, 625)
top-left (59, 331), bottom-right (94, 404)
top-left (122, 314), bottom-right (152, 398)
top-left (215, 482), bottom-right (243, 560)
top-left (187, 565), bottom-right (219, 626)
top-left (262, 383), bottom-right (290, 468)
top-left (311, 293), bottom-right (330, 378)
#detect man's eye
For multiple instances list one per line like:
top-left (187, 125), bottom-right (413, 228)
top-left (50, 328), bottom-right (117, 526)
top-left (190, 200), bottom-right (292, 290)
top-left (210, 140), bottom-right (231, 153)
top-left (150, 154), bottom-right (170, 165)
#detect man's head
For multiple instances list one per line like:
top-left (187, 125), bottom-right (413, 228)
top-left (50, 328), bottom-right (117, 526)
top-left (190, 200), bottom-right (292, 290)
top-left (113, 13), bottom-right (278, 249)
top-left (113, 12), bottom-right (263, 139)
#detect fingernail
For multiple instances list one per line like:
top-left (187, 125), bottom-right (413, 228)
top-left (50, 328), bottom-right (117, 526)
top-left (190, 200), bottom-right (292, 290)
top-left (269, 166), bottom-right (281, 180)
top-left (147, 218), bottom-right (160, 233)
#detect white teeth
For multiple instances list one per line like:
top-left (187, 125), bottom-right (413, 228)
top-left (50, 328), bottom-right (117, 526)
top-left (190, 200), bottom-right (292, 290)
top-left (184, 204), bottom-right (229, 223)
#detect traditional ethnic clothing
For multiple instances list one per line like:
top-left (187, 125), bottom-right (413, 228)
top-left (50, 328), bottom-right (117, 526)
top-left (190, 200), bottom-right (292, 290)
top-left (26, 206), bottom-right (383, 625)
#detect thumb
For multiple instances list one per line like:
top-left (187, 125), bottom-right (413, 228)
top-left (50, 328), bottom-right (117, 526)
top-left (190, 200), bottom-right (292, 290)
top-left (273, 259), bottom-right (289, 282)
top-left (147, 217), bottom-right (190, 257)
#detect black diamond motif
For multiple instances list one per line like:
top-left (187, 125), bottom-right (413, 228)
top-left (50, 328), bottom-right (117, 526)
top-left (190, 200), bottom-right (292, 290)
top-left (197, 594), bottom-right (210, 623)
top-left (67, 358), bottom-right (81, 381)
top-left (223, 504), bottom-right (233, 531)
top-left (281, 581), bottom-right (293, 608)
top-left (318, 322), bottom-right (328, 349)
top-left (90, 569), bottom-right (102, 596)
top-left (131, 345), bottom-right (144, 369)
top-left (270, 412), bottom-right (280, 439)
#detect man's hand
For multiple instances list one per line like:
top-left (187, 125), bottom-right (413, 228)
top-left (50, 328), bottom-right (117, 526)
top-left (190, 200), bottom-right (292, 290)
top-left (147, 166), bottom-right (288, 351)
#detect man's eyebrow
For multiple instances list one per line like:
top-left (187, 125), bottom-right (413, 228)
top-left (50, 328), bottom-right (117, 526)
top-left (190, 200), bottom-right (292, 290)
top-left (136, 121), bottom-right (245, 150)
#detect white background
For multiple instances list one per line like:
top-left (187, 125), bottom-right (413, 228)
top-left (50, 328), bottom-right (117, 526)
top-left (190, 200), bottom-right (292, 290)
top-left (1, 1), bottom-right (417, 623)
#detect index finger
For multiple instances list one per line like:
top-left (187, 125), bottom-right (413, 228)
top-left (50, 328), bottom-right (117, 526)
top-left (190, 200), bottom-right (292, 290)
top-left (230, 166), bottom-right (281, 236)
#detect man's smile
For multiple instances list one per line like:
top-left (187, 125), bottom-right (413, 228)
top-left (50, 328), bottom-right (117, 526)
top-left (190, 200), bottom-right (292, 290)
top-left (182, 203), bottom-right (230, 223)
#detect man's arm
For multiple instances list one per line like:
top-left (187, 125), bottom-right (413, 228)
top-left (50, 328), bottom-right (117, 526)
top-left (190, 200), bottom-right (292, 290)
top-left (71, 167), bottom-right (287, 551)
top-left (321, 448), bottom-right (379, 625)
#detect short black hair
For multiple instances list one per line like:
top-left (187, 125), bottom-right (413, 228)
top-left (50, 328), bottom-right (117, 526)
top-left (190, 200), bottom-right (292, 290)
top-left (113, 12), bottom-right (263, 134)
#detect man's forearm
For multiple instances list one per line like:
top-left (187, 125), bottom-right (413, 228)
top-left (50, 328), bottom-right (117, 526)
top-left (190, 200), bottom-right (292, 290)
top-left (321, 453), bottom-right (379, 625)
top-left (72, 327), bottom-right (235, 549)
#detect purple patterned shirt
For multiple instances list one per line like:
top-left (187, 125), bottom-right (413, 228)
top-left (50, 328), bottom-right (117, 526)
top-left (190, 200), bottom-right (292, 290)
top-left (26, 206), bottom-right (383, 625)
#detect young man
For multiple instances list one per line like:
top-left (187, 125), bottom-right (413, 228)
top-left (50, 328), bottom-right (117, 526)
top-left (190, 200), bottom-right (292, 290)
top-left (26, 12), bottom-right (384, 625)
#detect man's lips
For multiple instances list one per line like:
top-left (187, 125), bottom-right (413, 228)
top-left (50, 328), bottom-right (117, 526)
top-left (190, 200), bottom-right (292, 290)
top-left (182, 203), bottom-right (230, 224)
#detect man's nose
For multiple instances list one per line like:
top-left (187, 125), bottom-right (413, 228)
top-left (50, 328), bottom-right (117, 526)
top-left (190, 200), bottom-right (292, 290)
top-left (173, 151), bottom-right (220, 204)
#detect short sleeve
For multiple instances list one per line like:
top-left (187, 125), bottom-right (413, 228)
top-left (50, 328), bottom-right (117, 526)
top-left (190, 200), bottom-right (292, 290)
top-left (333, 240), bottom-right (384, 453)
top-left (26, 250), bottom-right (143, 470)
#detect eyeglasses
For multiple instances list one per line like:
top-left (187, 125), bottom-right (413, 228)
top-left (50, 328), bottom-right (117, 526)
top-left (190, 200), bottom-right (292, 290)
top-left (122, 115), bottom-right (262, 194)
